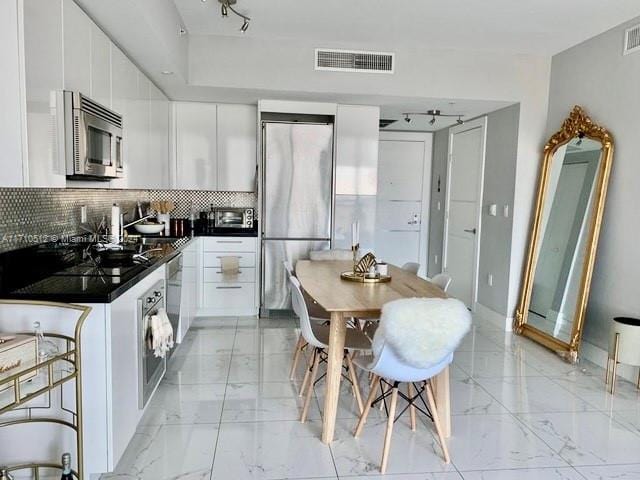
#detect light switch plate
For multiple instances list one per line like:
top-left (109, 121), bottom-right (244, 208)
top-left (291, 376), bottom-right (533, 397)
top-left (503, 205), bottom-right (510, 218)
top-left (487, 273), bottom-right (493, 286)
top-left (488, 204), bottom-right (497, 216)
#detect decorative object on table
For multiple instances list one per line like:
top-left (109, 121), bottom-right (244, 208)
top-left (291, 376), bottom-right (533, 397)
top-left (514, 106), bottom-right (615, 363)
top-left (354, 252), bottom-right (377, 274)
top-left (606, 316), bottom-right (640, 394)
top-left (151, 200), bottom-right (176, 236)
top-left (0, 334), bottom-right (37, 392)
top-left (341, 252), bottom-right (392, 283)
top-left (0, 300), bottom-right (91, 480)
top-left (376, 261), bottom-right (388, 277)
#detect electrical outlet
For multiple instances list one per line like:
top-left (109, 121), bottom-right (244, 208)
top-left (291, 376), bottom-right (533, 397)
top-left (80, 205), bottom-right (87, 224)
top-left (487, 273), bottom-right (493, 286)
top-left (434, 254), bottom-right (439, 265)
top-left (488, 204), bottom-right (497, 216)
top-left (437, 200), bottom-right (441, 211)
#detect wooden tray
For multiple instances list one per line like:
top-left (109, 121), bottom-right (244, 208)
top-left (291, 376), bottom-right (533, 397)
top-left (340, 271), bottom-right (392, 283)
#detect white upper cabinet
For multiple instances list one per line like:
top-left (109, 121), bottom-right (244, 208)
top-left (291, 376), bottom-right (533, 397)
top-left (22, 0), bottom-right (66, 187)
top-left (90, 24), bottom-right (111, 107)
top-left (217, 104), bottom-right (257, 192)
top-left (63, 0), bottom-right (91, 95)
top-left (124, 73), bottom-right (150, 189)
top-left (335, 105), bottom-right (380, 195)
top-left (148, 84), bottom-right (170, 189)
top-left (109, 46), bottom-right (137, 189)
top-left (174, 102), bottom-right (218, 190)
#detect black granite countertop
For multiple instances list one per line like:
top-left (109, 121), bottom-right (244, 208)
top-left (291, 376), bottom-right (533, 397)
top-left (0, 237), bottom-right (195, 304)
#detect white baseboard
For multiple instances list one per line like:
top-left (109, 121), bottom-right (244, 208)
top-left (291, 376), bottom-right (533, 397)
top-left (474, 302), bottom-right (513, 331)
top-left (580, 339), bottom-right (639, 384)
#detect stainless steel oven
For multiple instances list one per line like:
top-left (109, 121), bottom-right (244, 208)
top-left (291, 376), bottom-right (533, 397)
top-left (214, 208), bottom-right (254, 229)
top-left (138, 279), bottom-right (166, 408)
top-left (61, 91), bottom-right (124, 180)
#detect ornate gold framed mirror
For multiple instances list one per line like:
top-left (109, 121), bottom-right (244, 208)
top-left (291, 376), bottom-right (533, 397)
top-left (514, 106), bottom-right (614, 362)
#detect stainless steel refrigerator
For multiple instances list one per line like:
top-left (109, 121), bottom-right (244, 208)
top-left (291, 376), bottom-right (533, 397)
top-left (261, 121), bottom-right (334, 314)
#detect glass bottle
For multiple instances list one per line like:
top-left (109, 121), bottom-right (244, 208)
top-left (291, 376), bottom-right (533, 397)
top-left (60, 453), bottom-right (73, 480)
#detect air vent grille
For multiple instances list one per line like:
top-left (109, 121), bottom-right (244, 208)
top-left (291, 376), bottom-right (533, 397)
top-left (79, 94), bottom-right (123, 128)
top-left (73, 115), bottom-right (81, 172)
top-left (624, 24), bottom-right (640, 55)
top-left (315, 49), bottom-right (394, 73)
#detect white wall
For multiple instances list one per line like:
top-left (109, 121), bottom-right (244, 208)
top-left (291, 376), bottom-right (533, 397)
top-left (190, 35), bottom-right (552, 318)
top-left (547, 16), bottom-right (640, 356)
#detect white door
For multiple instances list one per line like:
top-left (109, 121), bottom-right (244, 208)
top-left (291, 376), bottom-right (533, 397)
top-left (444, 118), bottom-right (486, 308)
top-left (376, 132), bottom-right (432, 275)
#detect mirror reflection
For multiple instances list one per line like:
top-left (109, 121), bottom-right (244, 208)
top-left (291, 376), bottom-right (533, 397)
top-left (527, 136), bottom-right (603, 343)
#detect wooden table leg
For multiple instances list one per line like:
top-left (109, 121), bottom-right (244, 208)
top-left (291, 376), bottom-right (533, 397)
top-left (432, 366), bottom-right (451, 438)
top-left (322, 311), bottom-right (347, 444)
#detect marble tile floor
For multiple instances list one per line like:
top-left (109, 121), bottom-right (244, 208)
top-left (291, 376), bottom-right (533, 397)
top-left (103, 315), bottom-right (640, 480)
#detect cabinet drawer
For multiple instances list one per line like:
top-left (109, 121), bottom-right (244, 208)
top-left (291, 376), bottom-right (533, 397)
top-left (203, 252), bottom-right (255, 268)
top-left (202, 237), bottom-right (256, 252)
top-left (203, 267), bottom-right (255, 283)
top-left (202, 283), bottom-right (255, 308)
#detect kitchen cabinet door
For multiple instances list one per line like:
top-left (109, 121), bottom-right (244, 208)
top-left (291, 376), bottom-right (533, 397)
top-left (217, 104), bottom-right (257, 192)
top-left (22, 0), bottom-right (66, 187)
top-left (109, 46), bottom-right (137, 189)
top-left (90, 24), bottom-right (111, 107)
top-left (335, 105), bottom-right (380, 195)
top-left (175, 102), bottom-right (218, 190)
top-left (148, 84), bottom-right (170, 188)
top-left (63, 0), bottom-right (91, 95)
top-left (124, 73), bottom-right (150, 189)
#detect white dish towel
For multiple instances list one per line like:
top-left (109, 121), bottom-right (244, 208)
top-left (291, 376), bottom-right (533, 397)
top-left (147, 307), bottom-right (174, 358)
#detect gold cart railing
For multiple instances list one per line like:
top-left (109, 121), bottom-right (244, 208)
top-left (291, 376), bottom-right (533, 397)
top-left (0, 300), bottom-right (91, 479)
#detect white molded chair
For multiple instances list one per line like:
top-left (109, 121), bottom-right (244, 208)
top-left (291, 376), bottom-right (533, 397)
top-left (288, 275), bottom-right (371, 422)
top-left (430, 273), bottom-right (452, 293)
top-left (401, 262), bottom-right (420, 274)
top-left (284, 261), bottom-right (329, 381)
top-left (353, 297), bottom-right (470, 473)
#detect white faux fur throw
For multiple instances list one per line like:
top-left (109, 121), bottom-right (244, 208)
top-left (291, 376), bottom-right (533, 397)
top-left (372, 297), bottom-right (472, 368)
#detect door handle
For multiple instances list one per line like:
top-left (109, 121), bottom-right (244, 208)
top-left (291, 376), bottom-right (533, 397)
top-left (464, 228), bottom-right (477, 234)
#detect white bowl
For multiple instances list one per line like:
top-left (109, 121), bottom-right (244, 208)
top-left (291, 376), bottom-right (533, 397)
top-left (134, 223), bottom-right (165, 234)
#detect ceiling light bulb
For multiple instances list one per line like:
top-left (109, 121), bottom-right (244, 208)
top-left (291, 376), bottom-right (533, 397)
top-left (221, 3), bottom-right (228, 16)
top-left (240, 19), bottom-right (249, 32)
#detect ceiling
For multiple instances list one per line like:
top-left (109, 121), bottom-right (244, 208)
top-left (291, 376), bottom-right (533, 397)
top-left (175, 0), bottom-right (640, 55)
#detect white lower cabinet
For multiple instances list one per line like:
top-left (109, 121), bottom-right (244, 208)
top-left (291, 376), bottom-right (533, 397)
top-left (197, 236), bottom-right (258, 316)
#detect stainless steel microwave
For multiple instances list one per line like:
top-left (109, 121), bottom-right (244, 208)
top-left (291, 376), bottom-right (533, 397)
top-left (61, 91), bottom-right (124, 180)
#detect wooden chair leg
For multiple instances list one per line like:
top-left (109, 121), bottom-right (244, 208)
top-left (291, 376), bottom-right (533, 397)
top-left (380, 384), bottom-right (399, 474)
top-left (425, 380), bottom-right (451, 464)
top-left (300, 348), bottom-right (321, 423)
top-left (289, 334), bottom-right (306, 380)
top-left (345, 353), bottom-right (364, 414)
top-left (299, 348), bottom-right (314, 397)
top-left (408, 382), bottom-right (416, 431)
top-left (354, 374), bottom-right (379, 437)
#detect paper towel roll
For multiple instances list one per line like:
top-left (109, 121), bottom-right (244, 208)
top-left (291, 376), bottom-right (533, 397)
top-left (110, 204), bottom-right (120, 244)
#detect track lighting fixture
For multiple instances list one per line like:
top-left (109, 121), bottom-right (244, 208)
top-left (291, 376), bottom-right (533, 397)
top-left (402, 108), bottom-right (466, 127)
top-left (217, 0), bottom-right (250, 32)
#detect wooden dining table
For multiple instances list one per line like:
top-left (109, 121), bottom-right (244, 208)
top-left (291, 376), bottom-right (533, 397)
top-left (295, 260), bottom-right (451, 444)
